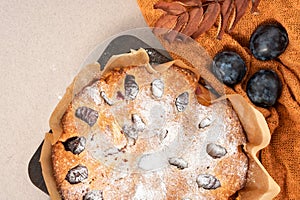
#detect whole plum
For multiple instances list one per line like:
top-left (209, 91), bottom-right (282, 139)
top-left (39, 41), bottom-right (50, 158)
top-left (212, 51), bottom-right (246, 86)
top-left (250, 24), bottom-right (288, 61)
top-left (246, 69), bottom-right (281, 107)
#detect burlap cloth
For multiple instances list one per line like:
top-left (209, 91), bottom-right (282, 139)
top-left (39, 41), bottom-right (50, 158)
top-left (137, 0), bottom-right (300, 199)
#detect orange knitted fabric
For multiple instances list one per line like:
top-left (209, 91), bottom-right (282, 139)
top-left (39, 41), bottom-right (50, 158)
top-left (137, 0), bottom-right (300, 199)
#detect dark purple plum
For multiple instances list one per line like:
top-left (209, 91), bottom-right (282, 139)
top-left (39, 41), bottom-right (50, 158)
top-left (250, 24), bottom-right (288, 61)
top-left (212, 51), bottom-right (246, 86)
top-left (196, 174), bottom-right (221, 190)
top-left (83, 190), bottom-right (103, 200)
top-left (246, 69), bottom-right (281, 107)
top-left (75, 106), bottom-right (99, 127)
top-left (63, 136), bottom-right (86, 155)
top-left (65, 165), bottom-right (88, 184)
top-left (124, 74), bottom-right (139, 100)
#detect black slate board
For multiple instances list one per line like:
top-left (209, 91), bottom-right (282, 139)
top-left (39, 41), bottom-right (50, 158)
top-left (28, 35), bottom-right (172, 195)
top-left (98, 35), bottom-right (171, 69)
top-left (28, 140), bottom-right (49, 194)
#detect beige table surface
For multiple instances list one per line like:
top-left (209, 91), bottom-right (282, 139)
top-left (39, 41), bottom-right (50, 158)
top-left (0, 0), bottom-right (147, 199)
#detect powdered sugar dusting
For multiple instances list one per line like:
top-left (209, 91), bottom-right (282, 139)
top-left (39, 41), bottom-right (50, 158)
top-left (83, 85), bottom-right (102, 105)
top-left (55, 63), bottom-right (248, 199)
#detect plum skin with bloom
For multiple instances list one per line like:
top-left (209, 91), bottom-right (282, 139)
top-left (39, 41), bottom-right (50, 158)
top-left (246, 69), bottom-right (282, 107)
top-left (212, 51), bottom-right (247, 86)
top-left (250, 24), bottom-right (289, 61)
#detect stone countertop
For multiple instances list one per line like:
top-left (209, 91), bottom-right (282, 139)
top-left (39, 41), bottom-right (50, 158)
top-left (0, 0), bottom-right (147, 199)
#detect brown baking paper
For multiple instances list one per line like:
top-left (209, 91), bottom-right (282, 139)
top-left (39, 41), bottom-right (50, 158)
top-left (40, 49), bottom-right (280, 199)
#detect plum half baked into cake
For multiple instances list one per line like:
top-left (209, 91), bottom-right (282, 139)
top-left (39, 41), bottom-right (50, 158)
top-left (51, 49), bottom-right (248, 200)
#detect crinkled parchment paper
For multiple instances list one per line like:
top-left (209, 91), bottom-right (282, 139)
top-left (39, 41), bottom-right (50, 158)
top-left (40, 49), bottom-right (280, 199)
